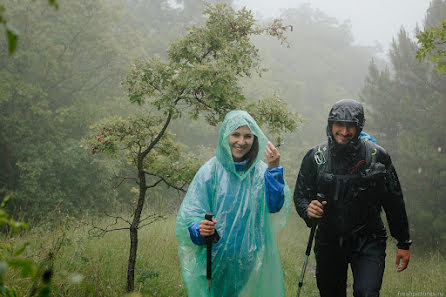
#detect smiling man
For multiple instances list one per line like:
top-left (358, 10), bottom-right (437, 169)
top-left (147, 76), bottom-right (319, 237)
top-left (293, 99), bottom-right (412, 297)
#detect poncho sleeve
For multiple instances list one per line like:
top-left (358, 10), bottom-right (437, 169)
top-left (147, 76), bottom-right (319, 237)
top-left (258, 162), bottom-right (291, 233)
top-left (264, 166), bottom-right (285, 213)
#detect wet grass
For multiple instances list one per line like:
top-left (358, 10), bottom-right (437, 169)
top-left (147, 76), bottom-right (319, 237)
top-left (5, 212), bottom-right (445, 297)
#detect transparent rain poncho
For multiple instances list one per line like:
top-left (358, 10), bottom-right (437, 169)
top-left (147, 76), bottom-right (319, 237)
top-left (175, 110), bottom-right (291, 297)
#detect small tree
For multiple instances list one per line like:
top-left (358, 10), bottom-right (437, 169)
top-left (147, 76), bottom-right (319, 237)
top-left (87, 3), bottom-right (301, 292)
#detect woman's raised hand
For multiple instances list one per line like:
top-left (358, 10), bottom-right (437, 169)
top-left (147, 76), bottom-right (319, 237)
top-left (265, 141), bottom-right (280, 169)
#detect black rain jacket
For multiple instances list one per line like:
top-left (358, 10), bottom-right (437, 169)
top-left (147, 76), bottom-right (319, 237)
top-left (293, 99), bottom-right (411, 250)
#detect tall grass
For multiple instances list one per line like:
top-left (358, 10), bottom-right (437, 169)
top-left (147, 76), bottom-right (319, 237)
top-left (6, 212), bottom-right (445, 296)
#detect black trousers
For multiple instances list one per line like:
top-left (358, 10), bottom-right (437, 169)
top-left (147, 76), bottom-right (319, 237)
top-left (314, 235), bottom-right (386, 297)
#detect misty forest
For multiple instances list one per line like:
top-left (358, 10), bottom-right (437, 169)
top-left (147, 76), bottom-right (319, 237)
top-left (0, 0), bottom-right (445, 296)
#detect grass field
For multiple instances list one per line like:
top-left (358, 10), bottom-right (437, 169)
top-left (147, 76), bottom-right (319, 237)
top-left (6, 211), bottom-right (445, 297)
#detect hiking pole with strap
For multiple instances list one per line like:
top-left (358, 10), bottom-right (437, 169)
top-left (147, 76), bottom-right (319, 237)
top-left (296, 193), bottom-right (324, 297)
top-left (205, 212), bottom-right (220, 293)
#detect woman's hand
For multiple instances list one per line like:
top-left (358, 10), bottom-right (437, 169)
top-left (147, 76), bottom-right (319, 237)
top-left (265, 141), bottom-right (280, 169)
top-left (199, 219), bottom-right (217, 237)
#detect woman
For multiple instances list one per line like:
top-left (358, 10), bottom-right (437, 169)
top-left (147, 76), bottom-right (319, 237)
top-left (175, 110), bottom-right (291, 297)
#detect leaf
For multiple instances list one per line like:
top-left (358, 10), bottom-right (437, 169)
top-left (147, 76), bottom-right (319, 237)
top-left (1, 192), bottom-right (13, 208)
top-left (13, 243), bottom-right (29, 257)
top-left (6, 25), bottom-right (18, 55)
top-left (48, 0), bottom-right (59, 9)
top-left (37, 287), bottom-right (51, 297)
top-left (7, 258), bottom-right (36, 277)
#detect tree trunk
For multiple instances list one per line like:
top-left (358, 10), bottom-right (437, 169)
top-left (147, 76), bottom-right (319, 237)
top-left (126, 156), bottom-right (147, 292)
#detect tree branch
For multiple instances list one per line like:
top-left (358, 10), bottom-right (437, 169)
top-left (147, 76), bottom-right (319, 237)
top-left (199, 49), bottom-right (213, 63)
top-left (145, 178), bottom-right (163, 189)
top-left (87, 212), bottom-right (133, 237)
top-left (194, 91), bottom-right (213, 109)
top-left (113, 172), bottom-right (137, 189)
top-left (140, 93), bottom-right (183, 159)
top-left (139, 214), bottom-right (165, 229)
top-left (105, 212), bottom-right (132, 225)
top-left (88, 226), bottom-right (131, 237)
top-left (144, 171), bottom-right (187, 192)
top-left (140, 214), bottom-right (165, 225)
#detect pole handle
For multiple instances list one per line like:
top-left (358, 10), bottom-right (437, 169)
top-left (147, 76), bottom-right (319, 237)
top-left (205, 212), bottom-right (215, 222)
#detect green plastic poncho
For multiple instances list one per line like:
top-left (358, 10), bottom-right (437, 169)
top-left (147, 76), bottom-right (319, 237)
top-left (175, 110), bottom-right (292, 297)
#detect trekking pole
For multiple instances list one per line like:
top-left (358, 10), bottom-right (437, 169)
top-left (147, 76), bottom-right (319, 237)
top-left (296, 221), bottom-right (317, 297)
top-left (205, 212), bottom-right (216, 293)
top-left (296, 193), bottom-right (324, 297)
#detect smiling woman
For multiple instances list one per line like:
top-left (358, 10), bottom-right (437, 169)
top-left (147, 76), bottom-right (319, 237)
top-left (175, 110), bottom-right (292, 297)
top-left (229, 125), bottom-right (255, 161)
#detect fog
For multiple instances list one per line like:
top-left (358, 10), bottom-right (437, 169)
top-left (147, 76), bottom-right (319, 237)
top-left (1, 1), bottom-right (444, 294)
top-left (235, 0), bottom-right (431, 53)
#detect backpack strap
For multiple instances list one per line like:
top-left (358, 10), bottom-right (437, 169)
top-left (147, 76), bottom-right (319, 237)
top-left (363, 139), bottom-right (378, 166)
top-left (314, 142), bottom-right (329, 176)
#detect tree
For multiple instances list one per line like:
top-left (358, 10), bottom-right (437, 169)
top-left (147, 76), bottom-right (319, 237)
top-left (0, 0), bottom-right (145, 220)
top-left (87, 3), bottom-right (301, 292)
top-left (416, 0), bottom-right (446, 75)
top-left (360, 0), bottom-right (446, 252)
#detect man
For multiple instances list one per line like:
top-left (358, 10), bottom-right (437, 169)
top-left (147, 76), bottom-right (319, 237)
top-left (293, 99), bottom-right (411, 297)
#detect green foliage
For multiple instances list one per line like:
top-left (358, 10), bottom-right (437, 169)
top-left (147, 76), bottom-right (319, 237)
top-left (247, 93), bottom-right (302, 146)
top-left (0, 0), bottom-right (143, 221)
top-left (0, 193), bottom-right (27, 234)
top-left (416, 0), bottom-right (446, 75)
top-left (89, 3), bottom-right (301, 190)
top-left (123, 3), bottom-right (299, 127)
top-left (87, 115), bottom-right (201, 187)
top-left (360, 0), bottom-right (446, 252)
top-left (0, 193), bottom-right (53, 297)
top-left (416, 19), bottom-right (446, 74)
top-left (0, 0), bottom-right (58, 54)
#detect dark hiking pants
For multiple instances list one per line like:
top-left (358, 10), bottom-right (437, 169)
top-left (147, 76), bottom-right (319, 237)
top-left (314, 235), bottom-right (386, 297)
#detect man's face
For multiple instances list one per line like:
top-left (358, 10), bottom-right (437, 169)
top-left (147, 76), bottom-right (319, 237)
top-left (228, 125), bottom-right (254, 161)
top-left (331, 121), bottom-right (357, 145)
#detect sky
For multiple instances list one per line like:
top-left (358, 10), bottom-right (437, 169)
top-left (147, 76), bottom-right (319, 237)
top-left (234, 0), bottom-right (432, 54)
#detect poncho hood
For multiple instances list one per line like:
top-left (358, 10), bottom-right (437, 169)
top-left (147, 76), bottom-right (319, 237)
top-left (216, 110), bottom-right (268, 179)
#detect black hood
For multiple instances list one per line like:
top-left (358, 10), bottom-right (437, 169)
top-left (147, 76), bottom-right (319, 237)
top-left (326, 99), bottom-right (365, 148)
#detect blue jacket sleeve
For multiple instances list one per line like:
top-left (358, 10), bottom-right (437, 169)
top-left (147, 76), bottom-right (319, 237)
top-left (188, 221), bottom-right (206, 245)
top-left (264, 166), bottom-right (285, 213)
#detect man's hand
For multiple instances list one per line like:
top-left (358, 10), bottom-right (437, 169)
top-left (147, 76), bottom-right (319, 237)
top-left (265, 141), bottom-right (280, 169)
top-left (307, 200), bottom-right (327, 219)
top-left (395, 249), bottom-right (410, 272)
top-left (199, 219), bottom-right (217, 237)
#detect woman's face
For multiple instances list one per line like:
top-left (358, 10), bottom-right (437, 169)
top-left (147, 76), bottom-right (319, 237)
top-left (228, 125), bottom-right (254, 161)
